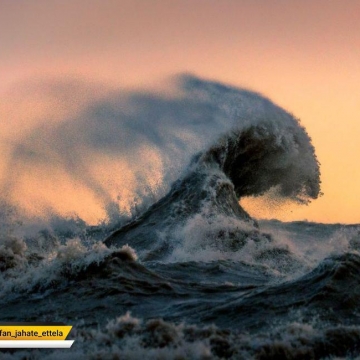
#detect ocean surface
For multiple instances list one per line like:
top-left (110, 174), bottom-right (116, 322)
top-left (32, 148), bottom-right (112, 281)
top-left (1, 76), bottom-right (360, 359)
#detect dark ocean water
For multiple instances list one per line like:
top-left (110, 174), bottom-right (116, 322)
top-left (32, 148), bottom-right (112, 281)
top-left (1, 76), bottom-right (359, 359)
top-left (2, 219), bottom-right (360, 359)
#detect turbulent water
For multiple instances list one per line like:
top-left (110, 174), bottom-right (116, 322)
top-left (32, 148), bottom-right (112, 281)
top-left (1, 76), bottom-right (360, 359)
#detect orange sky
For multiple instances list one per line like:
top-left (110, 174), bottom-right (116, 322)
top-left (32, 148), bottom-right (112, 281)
top-left (1, 0), bottom-right (360, 223)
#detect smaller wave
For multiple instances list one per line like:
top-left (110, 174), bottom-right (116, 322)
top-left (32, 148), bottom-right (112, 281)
top-left (0, 234), bottom-right (134, 299)
top-left (205, 252), bottom-right (360, 330)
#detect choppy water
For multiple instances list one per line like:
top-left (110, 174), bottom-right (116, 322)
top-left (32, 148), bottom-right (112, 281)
top-left (1, 76), bottom-right (359, 359)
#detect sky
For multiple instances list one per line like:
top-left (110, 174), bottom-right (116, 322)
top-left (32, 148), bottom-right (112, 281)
top-left (1, 0), bottom-right (360, 224)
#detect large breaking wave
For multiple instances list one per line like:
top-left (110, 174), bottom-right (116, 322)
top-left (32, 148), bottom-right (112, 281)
top-left (105, 75), bottom-right (321, 261)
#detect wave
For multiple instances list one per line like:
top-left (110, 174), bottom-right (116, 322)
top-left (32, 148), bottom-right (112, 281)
top-left (105, 76), bottom-right (321, 261)
top-left (3, 234), bottom-right (360, 332)
top-left (203, 252), bottom-right (360, 330)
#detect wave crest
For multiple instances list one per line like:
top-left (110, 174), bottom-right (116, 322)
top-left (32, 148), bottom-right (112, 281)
top-left (105, 76), bottom-right (321, 260)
